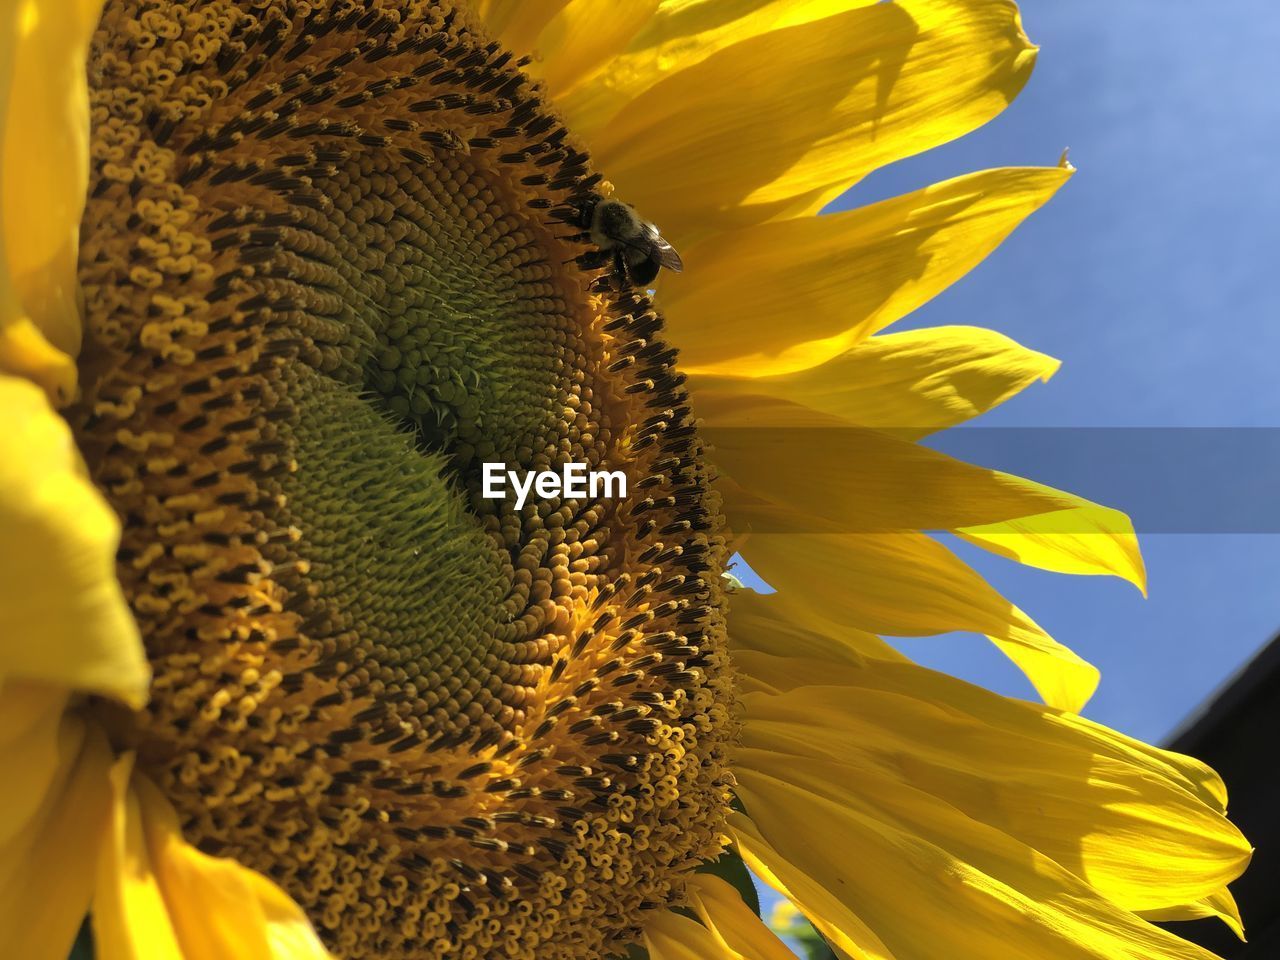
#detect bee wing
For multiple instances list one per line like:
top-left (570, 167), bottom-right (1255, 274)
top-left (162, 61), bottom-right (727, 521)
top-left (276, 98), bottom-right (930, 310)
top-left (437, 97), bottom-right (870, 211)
top-left (652, 238), bottom-right (683, 272)
top-left (642, 223), bottom-right (684, 272)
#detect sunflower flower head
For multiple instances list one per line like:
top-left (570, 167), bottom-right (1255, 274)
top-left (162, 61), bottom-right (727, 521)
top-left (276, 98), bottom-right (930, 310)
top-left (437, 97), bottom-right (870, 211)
top-left (70, 2), bottom-right (735, 956)
top-left (0, 2), bottom-right (1253, 960)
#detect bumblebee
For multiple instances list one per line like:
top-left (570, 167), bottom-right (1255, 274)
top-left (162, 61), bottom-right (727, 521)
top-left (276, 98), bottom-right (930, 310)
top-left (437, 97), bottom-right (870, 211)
top-left (590, 198), bottom-right (683, 287)
top-left (561, 196), bottom-right (683, 289)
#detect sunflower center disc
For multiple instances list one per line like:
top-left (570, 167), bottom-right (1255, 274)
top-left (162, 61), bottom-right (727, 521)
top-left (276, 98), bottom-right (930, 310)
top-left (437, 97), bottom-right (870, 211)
top-left (72, 2), bottom-right (735, 956)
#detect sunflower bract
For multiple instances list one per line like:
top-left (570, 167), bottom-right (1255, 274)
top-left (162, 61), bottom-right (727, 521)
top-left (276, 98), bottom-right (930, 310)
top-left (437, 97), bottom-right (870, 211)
top-left (72, 2), bottom-right (735, 956)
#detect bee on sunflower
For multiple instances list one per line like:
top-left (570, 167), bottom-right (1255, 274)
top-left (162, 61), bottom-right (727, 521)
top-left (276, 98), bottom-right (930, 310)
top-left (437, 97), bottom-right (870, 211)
top-left (0, 2), bottom-right (1249, 959)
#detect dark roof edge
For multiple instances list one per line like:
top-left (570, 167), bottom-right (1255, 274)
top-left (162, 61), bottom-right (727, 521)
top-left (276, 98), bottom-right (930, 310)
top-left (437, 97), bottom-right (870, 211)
top-left (1165, 633), bottom-right (1280, 752)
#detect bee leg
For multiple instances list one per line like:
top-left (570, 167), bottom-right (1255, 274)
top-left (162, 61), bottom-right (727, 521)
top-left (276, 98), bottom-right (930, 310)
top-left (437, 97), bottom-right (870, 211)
top-left (571, 249), bottom-right (614, 270)
top-left (585, 253), bottom-right (627, 293)
top-left (611, 251), bottom-right (631, 291)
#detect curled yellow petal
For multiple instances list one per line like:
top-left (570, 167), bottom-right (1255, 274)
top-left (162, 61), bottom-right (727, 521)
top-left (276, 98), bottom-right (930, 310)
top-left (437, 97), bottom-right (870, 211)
top-left (1140, 889), bottom-right (1245, 942)
top-left (690, 325), bottom-right (1060, 438)
top-left (94, 757), bottom-right (332, 960)
top-left (0, 314), bottom-right (78, 408)
top-left (0, 376), bottom-right (148, 706)
top-left (663, 166), bottom-right (1070, 375)
top-left (593, 1), bottom-right (1040, 241)
top-left (0, 682), bottom-right (115, 960)
top-left (0, 0), bottom-right (102, 403)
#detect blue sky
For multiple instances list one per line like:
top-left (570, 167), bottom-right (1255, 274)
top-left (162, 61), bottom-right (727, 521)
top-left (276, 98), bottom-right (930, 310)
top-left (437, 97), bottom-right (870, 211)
top-left (748, 1), bottom-right (1280, 950)
top-left (838, 0), bottom-right (1280, 745)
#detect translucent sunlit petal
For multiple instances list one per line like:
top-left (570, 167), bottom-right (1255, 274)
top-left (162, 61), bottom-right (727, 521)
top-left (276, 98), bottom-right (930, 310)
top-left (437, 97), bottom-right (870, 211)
top-left (707, 395), bottom-right (1129, 536)
top-left (956, 511), bottom-right (1148, 594)
top-left (593, 1), bottom-right (1040, 241)
top-left (738, 650), bottom-right (1232, 814)
top-left (737, 653), bottom-right (1252, 916)
top-left (740, 529), bottom-right (1100, 710)
top-left (558, 0), bottom-right (877, 138)
top-left (664, 167), bottom-right (1070, 373)
top-left (1139, 889), bottom-right (1245, 942)
top-left (689, 325), bottom-right (1060, 438)
top-left (704, 394), bottom-right (1145, 594)
top-left (732, 778), bottom-right (1224, 960)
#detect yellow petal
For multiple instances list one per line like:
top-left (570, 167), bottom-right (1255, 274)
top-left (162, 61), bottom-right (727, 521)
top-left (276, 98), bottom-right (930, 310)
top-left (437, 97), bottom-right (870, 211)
top-left (94, 758), bottom-right (332, 960)
top-left (662, 166), bottom-right (1070, 375)
top-left (737, 649), bottom-right (1232, 819)
top-left (0, 376), bottom-right (149, 706)
top-left (0, 314), bottom-right (78, 407)
top-left (642, 907), bottom-right (739, 960)
top-left (0, 0), bottom-right (100, 373)
top-left (94, 755), bottom-right (184, 960)
top-left (690, 325), bottom-right (1060, 438)
top-left (526, 0), bottom-right (661, 99)
top-left (956, 510), bottom-right (1148, 594)
top-left (739, 529), bottom-right (1099, 711)
top-left (468, 0), bottom-right (572, 60)
top-left (0, 683), bottom-right (114, 960)
top-left (732, 770), bottom-right (1226, 960)
top-left (1140, 889), bottom-right (1245, 942)
top-left (592, 1), bottom-right (1039, 241)
top-left (728, 586), bottom-right (905, 668)
top-left (708, 395), bottom-right (1119, 535)
top-left (687, 873), bottom-right (801, 960)
top-left (558, 0), bottom-right (875, 136)
top-left (737, 654), bottom-right (1251, 916)
top-left (0, 682), bottom-right (67, 850)
top-left (704, 394), bottom-right (1145, 592)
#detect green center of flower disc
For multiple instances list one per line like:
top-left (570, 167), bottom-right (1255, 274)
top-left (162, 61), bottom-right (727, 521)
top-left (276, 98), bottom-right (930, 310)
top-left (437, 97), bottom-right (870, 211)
top-left (71, 2), bottom-right (735, 957)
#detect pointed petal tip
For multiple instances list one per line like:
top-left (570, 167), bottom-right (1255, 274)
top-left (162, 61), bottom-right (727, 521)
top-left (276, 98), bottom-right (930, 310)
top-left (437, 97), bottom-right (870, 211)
top-left (0, 317), bottom-right (79, 407)
top-left (1012, 7), bottom-right (1040, 64)
top-left (1039, 352), bottom-right (1063, 382)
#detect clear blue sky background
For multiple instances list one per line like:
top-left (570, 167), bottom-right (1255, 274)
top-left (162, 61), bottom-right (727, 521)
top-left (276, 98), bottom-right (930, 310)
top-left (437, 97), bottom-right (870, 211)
top-left (748, 1), bottom-right (1280, 950)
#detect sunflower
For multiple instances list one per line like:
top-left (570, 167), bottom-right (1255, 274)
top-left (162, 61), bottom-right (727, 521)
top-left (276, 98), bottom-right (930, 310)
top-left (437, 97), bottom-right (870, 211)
top-left (0, 1), bottom-right (1251, 959)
